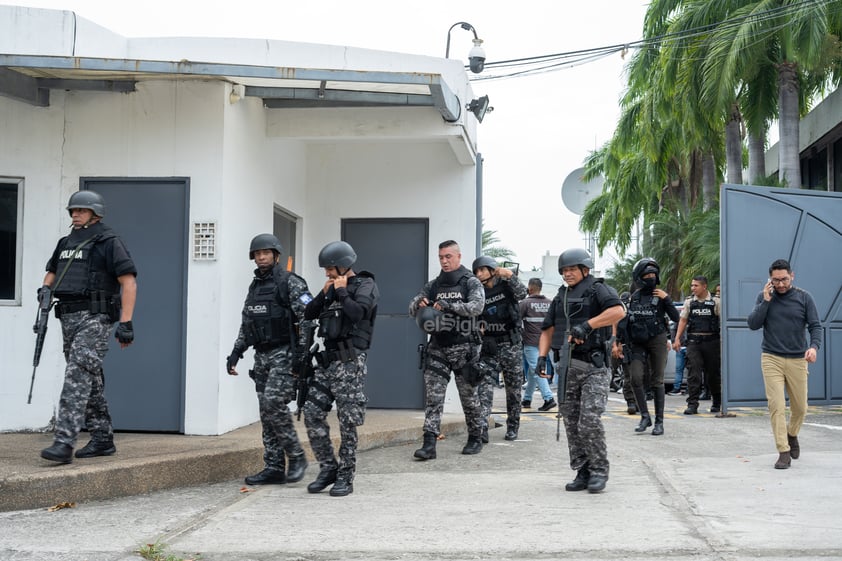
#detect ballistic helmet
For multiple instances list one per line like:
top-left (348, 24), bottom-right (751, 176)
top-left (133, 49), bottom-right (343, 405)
top-left (471, 255), bottom-right (498, 274)
top-left (557, 248), bottom-right (594, 273)
top-left (415, 306), bottom-right (443, 333)
top-left (66, 190), bottom-right (106, 218)
top-left (318, 241), bottom-right (357, 270)
top-left (632, 257), bottom-right (661, 285)
top-left (249, 234), bottom-right (283, 259)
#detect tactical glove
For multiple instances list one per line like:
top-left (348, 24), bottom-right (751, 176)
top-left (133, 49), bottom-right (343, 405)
top-left (571, 321), bottom-right (593, 341)
top-left (536, 356), bottom-right (548, 377)
top-left (226, 344), bottom-right (245, 372)
top-left (115, 321), bottom-right (134, 344)
top-left (36, 285), bottom-right (51, 302)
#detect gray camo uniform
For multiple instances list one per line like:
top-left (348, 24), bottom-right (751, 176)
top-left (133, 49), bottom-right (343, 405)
top-left (477, 274), bottom-right (527, 436)
top-left (233, 266), bottom-right (312, 473)
top-left (409, 267), bottom-right (485, 438)
top-left (542, 275), bottom-right (622, 480)
top-left (46, 222), bottom-right (137, 447)
top-left (303, 272), bottom-right (378, 484)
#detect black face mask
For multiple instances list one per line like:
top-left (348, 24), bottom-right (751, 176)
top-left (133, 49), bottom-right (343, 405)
top-left (641, 277), bottom-right (657, 291)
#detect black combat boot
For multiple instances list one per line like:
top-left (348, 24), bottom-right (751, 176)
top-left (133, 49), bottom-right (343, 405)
top-left (481, 426), bottom-right (489, 444)
top-left (413, 431), bottom-right (437, 460)
top-left (587, 473), bottom-right (608, 493)
top-left (565, 466), bottom-right (590, 491)
top-left (75, 439), bottom-right (116, 458)
top-left (286, 452), bottom-right (308, 483)
top-left (461, 434), bottom-right (483, 455)
top-left (652, 386), bottom-right (665, 436)
top-left (41, 442), bottom-right (73, 464)
top-left (307, 468), bottom-right (338, 493)
top-left (632, 386), bottom-right (651, 432)
top-left (245, 468), bottom-right (286, 485)
top-left (329, 475), bottom-right (354, 497)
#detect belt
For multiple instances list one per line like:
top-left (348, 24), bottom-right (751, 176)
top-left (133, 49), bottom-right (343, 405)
top-left (57, 300), bottom-right (89, 314)
top-left (687, 333), bottom-right (719, 343)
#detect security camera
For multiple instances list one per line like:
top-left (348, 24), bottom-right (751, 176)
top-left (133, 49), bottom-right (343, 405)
top-left (468, 39), bottom-right (485, 74)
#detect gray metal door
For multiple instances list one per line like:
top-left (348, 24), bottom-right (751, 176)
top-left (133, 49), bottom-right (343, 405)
top-left (82, 178), bottom-right (188, 431)
top-left (721, 184), bottom-right (842, 406)
top-left (342, 219), bottom-right (428, 408)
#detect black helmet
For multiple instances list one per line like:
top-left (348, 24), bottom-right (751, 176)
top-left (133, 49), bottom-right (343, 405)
top-left (557, 248), bottom-right (594, 273)
top-left (632, 257), bottom-right (661, 285)
top-left (471, 255), bottom-right (498, 273)
top-left (318, 241), bottom-right (357, 269)
top-left (66, 190), bottom-right (106, 218)
top-left (416, 306), bottom-right (443, 333)
top-left (249, 234), bottom-right (283, 259)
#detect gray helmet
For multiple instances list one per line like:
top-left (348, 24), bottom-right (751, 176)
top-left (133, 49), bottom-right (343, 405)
top-left (557, 248), bottom-right (594, 273)
top-left (632, 257), bottom-right (661, 285)
top-left (415, 306), bottom-right (443, 333)
top-left (249, 233), bottom-right (283, 259)
top-left (318, 241), bottom-right (357, 269)
top-left (66, 190), bottom-right (106, 218)
top-left (471, 255), bottom-right (498, 274)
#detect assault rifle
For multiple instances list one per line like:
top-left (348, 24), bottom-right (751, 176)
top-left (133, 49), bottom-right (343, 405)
top-left (29, 287), bottom-right (55, 404)
top-left (294, 324), bottom-right (320, 421)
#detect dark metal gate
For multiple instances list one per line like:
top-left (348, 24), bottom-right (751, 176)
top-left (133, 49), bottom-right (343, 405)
top-left (721, 184), bottom-right (842, 406)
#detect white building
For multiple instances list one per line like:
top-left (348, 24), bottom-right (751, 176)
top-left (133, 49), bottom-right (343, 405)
top-left (0, 6), bottom-right (484, 434)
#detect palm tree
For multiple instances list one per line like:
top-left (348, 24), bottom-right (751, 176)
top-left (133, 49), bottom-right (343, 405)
top-left (481, 225), bottom-right (515, 262)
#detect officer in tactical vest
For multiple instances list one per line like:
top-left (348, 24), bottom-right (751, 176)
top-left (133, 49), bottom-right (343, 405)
top-left (409, 240), bottom-right (485, 460)
top-left (473, 256), bottom-right (527, 442)
top-left (538, 248), bottom-right (624, 493)
top-left (39, 191), bottom-right (138, 464)
top-left (227, 234), bottom-right (313, 485)
top-left (302, 241), bottom-right (378, 497)
top-left (618, 258), bottom-right (679, 436)
top-left (673, 275), bottom-right (722, 415)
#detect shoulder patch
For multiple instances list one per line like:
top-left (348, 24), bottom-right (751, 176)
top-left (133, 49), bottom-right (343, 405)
top-left (298, 292), bottom-right (313, 305)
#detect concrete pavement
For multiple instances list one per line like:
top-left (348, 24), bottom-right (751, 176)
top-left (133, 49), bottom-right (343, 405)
top-left (1, 391), bottom-right (841, 561)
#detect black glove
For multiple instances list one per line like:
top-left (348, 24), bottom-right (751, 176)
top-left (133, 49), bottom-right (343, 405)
top-left (36, 285), bottom-right (51, 302)
top-left (291, 346), bottom-right (307, 376)
top-left (115, 321), bottom-right (134, 344)
top-left (571, 321), bottom-right (593, 341)
top-left (536, 356), bottom-right (548, 377)
top-left (226, 345), bottom-right (244, 372)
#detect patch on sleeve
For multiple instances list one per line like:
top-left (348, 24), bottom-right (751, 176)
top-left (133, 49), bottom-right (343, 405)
top-left (298, 292), bottom-right (313, 305)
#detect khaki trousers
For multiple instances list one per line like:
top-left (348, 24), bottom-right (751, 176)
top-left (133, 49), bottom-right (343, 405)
top-left (760, 352), bottom-right (809, 452)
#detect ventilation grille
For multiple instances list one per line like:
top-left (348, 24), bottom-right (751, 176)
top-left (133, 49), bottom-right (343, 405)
top-left (192, 222), bottom-right (217, 260)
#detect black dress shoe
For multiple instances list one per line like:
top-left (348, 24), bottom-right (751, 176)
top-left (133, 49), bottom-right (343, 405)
top-left (651, 422), bottom-right (664, 436)
top-left (538, 398), bottom-right (557, 412)
top-left (329, 478), bottom-right (353, 497)
top-left (75, 440), bottom-right (116, 458)
top-left (41, 442), bottom-right (73, 464)
top-left (307, 469), bottom-right (338, 493)
top-left (504, 429), bottom-right (518, 441)
top-left (245, 468), bottom-right (286, 485)
top-left (587, 474), bottom-right (608, 493)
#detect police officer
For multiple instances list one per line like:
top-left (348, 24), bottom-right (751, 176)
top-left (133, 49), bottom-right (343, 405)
top-left (537, 248), bottom-right (624, 493)
top-left (303, 241), bottom-right (378, 497)
top-left (612, 291), bottom-right (638, 415)
top-left (409, 240), bottom-right (485, 460)
top-left (227, 234), bottom-right (313, 485)
top-left (40, 191), bottom-right (137, 464)
top-left (473, 256), bottom-right (527, 442)
top-left (672, 275), bottom-right (722, 415)
top-left (619, 258), bottom-right (679, 436)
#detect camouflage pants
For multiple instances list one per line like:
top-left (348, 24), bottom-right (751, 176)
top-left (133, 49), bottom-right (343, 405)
top-left (422, 341), bottom-right (482, 438)
top-left (251, 346), bottom-right (304, 471)
top-left (478, 340), bottom-right (523, 431)
top-left (54, 311), bottom-right (114, 447)
top-left (559, 358), bottom-right (610, 478)
top-left (303, 352), bottom-right (368, 482)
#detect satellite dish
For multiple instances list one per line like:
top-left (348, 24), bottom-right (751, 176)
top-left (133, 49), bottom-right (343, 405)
top-left (561, 167), bottom-right (604, 215)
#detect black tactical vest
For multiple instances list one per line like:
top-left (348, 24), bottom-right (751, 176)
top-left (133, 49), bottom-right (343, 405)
top-left (626, 290), bottom-right (667, 343)
top-left (428, 266), bottom-right (475, 345)
top-left (53, 224), bottom-right (119, 299)
top-left (551, 276), bottom-right (609, 353)
top-left (687, 297), bottom-right (719, 334)
top-left (242, 268), bottom-right (293, 349)
top-left (318, 273), bottom-right (378, 351)
top-left (481, 280), bottom-right (518, 336)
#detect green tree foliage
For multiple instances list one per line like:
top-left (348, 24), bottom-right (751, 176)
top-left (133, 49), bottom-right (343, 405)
top-left (481, 225), bottom-right (515, 261)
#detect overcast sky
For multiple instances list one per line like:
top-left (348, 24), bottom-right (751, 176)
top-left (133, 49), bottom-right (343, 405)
top-left (17, 0), bottom-right (650, 271)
